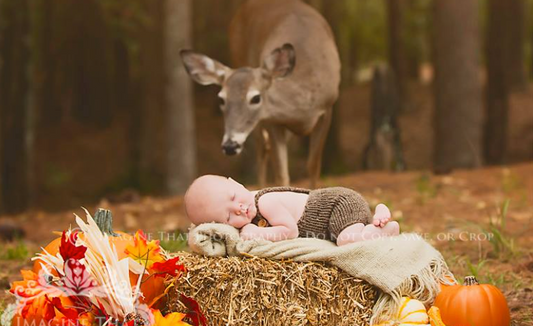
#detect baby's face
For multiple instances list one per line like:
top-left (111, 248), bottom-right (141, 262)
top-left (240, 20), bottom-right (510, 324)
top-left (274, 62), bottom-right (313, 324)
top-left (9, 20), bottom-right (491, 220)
top-left (186, 176), bottom-right (257, 229)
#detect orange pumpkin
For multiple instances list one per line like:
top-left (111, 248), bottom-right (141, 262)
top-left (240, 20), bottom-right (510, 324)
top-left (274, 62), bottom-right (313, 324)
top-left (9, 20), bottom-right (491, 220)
top-left (434, 276), bottom-right (510, 326)
top-left (32, 212), bottom-right (166, 308)
top-left (10, 270), bottom-right (75, 326)
top-left (439, 275), bottom-right (456, 291)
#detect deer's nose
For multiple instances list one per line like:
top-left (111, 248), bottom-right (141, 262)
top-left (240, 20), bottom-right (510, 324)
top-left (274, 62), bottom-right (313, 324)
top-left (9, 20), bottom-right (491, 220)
top-left (222, 140), bottom-right (242, 156)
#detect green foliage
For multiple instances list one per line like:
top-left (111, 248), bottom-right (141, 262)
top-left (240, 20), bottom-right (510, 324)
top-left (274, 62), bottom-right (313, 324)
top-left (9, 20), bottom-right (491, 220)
top-left (100, 0), bottom-right (150, 43)
top-left (415, 173), bottom-right (439, 204)
top-left (44, 164), bottom-right (72, 189)
top-left (501, 169), bottom-right (525, 193)
top-left (462, 257), bottom-right (512, 287)
top-left (159, 231), bottom-right (189, 253)
top-left (0, 241), bottom-right (29, 260)
top-left (0, 300), bottom-right (5, 324)
top-left (336, 0), bottom-right (387, 83)
top-left (403, 0), bottom-right (432, 72)
top-left (464, 257), bottom-right (487, 282)
top-left (483, 199), bottom-right (519, 260)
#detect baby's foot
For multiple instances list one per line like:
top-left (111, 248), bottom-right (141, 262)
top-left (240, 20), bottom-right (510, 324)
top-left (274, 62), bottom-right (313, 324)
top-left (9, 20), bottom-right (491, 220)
top-left (373, 203), bottom-right (391, 227)
top-left (361, 221), bottom-right (400, 241)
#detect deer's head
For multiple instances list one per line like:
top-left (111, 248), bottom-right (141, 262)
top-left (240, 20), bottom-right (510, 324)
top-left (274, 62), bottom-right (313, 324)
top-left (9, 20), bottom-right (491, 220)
top-left (180, 44), bottom-right (295, 155)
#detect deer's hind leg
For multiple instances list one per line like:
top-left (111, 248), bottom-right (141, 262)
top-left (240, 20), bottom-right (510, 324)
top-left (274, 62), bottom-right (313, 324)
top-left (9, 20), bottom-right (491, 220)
top-left (307, 109), bottom-right (332, 189)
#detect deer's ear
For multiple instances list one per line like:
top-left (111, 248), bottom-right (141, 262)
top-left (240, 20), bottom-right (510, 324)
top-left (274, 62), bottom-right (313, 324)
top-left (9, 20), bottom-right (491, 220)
top-left (263, 43), bottom-right (296, 79)
top-left (180, 50), bottom-right (229, 85)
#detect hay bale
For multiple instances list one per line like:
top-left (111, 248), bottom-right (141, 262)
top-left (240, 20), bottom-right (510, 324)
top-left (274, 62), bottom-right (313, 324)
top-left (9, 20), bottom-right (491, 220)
top-left (167, 252), bottom-right (376, 326)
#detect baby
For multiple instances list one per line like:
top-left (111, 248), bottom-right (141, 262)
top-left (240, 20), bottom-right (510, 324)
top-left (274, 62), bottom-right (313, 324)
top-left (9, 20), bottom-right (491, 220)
top-left (184, 175), bottom-right (400, 246)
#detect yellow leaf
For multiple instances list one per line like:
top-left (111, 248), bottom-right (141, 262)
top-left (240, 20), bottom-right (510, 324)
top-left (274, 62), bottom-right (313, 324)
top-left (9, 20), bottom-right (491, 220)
top-left (152, 309), bottom-right (191, 326)
top-left (124, 230), bottom-right (164, 269)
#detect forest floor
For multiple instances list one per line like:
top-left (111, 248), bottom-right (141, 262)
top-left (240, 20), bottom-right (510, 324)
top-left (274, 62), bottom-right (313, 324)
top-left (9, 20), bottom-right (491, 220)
top-left (1, 162), bottom-right (532, 325)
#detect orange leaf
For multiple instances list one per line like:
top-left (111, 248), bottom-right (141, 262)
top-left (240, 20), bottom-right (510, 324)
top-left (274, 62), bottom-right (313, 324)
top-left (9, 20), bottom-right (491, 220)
top-left (124, 230), bottom-right (164, 268)
top-left (152, 309), bottom-right (192, 326)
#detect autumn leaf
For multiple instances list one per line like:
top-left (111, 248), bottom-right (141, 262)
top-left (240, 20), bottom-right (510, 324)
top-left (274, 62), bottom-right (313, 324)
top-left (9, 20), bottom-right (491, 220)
top-left (180, 294), bottom-right (208, 326)
top-left (11, 270), bottom-right (51, 318)
top-left (77, 313), bottom-right (95, 326)
top-left (9, 270), bottom-right (68, 321)
top-left (125, 230), bottom-right (164, 268)
top-left (10, 270), bottom-right (42, 299)
top-left (59, 231), bottom-right (87, 261)
top-left (151, 257), bottom-right (186, 278)
top-left (152, 309), bottom-right (192, 326)
top-left (43, 296), bottom-right (57, 321)
top-left (49, 297), bottom-right (78, 320)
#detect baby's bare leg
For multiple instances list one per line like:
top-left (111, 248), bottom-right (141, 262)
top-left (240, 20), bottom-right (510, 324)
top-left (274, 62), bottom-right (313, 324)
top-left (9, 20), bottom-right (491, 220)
top-left (336, 203), bottom-right (400, 245)
top-left (336, 222), bottom-right (400, 245)
top-left (336, 223), bottom-right (365, 246)
top-left (360, 221), bottom-right (400, 241)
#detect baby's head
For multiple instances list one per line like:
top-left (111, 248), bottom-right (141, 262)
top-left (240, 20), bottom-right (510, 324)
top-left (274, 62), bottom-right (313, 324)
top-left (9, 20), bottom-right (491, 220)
top-left (184, 175), bottom-right (257, 228)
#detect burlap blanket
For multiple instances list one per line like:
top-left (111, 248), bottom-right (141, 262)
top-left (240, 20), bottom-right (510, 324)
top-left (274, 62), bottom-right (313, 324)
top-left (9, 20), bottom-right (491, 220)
top-left (188, 223), bottom-right (456, 324)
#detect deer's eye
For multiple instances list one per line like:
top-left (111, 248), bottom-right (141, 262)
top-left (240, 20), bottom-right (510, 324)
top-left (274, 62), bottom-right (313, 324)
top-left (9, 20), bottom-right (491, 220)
top-left (218, 96), bottom-right (226, 106)
top-left (250, 94), bottom-right (261, 105)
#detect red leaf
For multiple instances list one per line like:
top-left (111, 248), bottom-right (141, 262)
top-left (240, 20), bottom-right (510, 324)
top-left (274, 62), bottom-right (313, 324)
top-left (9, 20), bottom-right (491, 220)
top-left (95, 299), bottom-right (111, 321)
top-left (151, 257), bottom-right (187, 278)
top-left (180, 294), bottom-right (208, 326)
top-left (50, 297), bottom-right (79, 320)
top-left (59, 231), bottom-right (87, 261)
top-left (43, 296), bottom-right (57, 321)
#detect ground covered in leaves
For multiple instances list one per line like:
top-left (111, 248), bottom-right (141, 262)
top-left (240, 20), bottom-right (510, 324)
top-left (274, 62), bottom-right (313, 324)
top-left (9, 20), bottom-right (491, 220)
top-left (1, 162), bottom-right (532, 325)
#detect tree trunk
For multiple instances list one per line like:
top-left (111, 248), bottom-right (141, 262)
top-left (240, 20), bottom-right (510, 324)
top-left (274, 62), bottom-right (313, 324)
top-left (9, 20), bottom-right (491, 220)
top-left (72, 0), bottom-right (112, 128)
top-left (137, 0), bottom-right (166, 192)
top-left (165, 0), bottom-right (196, 194)
top-left (432, 0), bottom-right (483, 172)
top-left (25, 0), bottom-right (41, 209)
top-left (505, 0), bottom-right (527, 90)
top-left (317, 0), bottom-right (344, 174)
top-left (0, 0), bottom-right (3, 210)
top-left (0, 0), bottom-right (31, 213)
top-left (387, 0), bottom-right (409, 112)
top-left (484, 0), bottom-right (510, 164)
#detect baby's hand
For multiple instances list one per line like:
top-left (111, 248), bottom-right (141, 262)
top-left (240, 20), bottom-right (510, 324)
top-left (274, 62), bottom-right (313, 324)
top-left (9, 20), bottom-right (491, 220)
top-left (240, 223), bottom-right (259, 240)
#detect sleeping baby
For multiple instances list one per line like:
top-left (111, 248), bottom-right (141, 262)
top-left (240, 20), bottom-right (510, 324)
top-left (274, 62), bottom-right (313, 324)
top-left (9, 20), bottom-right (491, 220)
top-left (184, 175), bottom-right (400, 246)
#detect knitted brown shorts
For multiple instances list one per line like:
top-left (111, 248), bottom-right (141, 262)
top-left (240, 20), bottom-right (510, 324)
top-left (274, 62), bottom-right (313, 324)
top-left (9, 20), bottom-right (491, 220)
top-left (253, 187), bottom-right (372, 241)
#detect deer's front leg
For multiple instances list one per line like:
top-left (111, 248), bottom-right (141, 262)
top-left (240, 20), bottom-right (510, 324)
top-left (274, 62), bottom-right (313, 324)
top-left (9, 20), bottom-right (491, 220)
top-left (307, 109), bottom-right (332, 189)
top-left (255, 127), bottom-right (270, 187)
top-left (267, 124), bottom-right (290, 186)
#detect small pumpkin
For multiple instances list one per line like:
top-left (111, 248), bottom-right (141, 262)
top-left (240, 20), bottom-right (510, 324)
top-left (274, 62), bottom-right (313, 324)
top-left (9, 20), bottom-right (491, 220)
top-left (428, 306), bottom-right (446, 326)
top-left (434, 276), bottom-right (510, 326)
top-left (375, 297), bottom-right (430, 326)
top-left (32, 210), bottom-right (166, 308)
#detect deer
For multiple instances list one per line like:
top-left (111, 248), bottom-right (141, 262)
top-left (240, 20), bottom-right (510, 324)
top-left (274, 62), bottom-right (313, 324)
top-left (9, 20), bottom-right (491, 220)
top-left (180, 0), bottom-right (340, 188)
top-left (363, 65), bottom-right (406, 172)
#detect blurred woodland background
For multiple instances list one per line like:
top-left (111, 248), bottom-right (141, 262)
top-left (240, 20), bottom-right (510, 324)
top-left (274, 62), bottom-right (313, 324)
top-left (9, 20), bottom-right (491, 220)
top-left (0, 0), bottom-right (532, 214)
